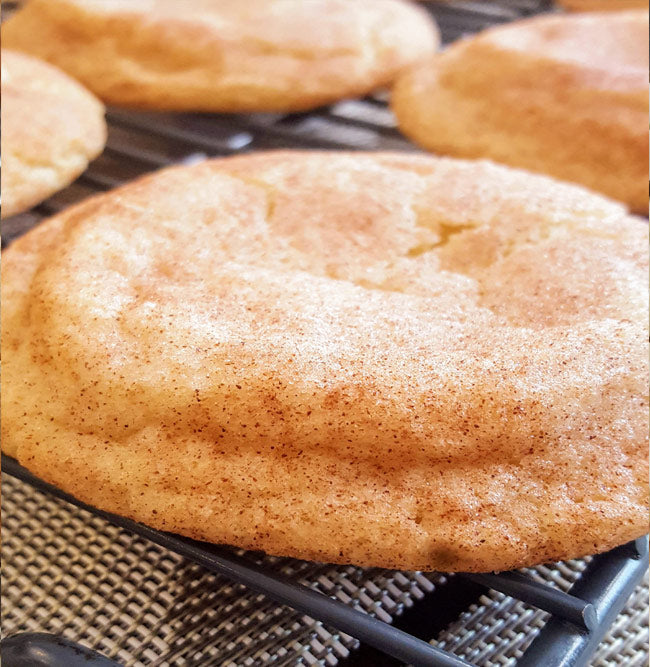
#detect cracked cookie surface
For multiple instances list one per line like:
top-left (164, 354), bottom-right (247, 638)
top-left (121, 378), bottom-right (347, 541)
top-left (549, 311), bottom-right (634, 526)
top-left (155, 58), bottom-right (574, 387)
top-left (3, 151), bottom-right (648, 571)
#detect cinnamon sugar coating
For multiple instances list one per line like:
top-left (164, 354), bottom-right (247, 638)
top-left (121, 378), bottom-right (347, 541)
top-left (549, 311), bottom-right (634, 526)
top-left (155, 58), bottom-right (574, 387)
top-left (2, 152), bottom-right (648, 571)
top-left (1, 49), bottom-right (106, 218)
top-left (392, 11), bottom-right (649, 213)
top-left (2, 0), bottom-right (438, 112)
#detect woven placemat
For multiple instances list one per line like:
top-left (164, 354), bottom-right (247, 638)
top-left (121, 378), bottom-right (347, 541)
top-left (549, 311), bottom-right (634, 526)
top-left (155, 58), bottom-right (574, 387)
top-left (2, 473), bottom-right (647, 666)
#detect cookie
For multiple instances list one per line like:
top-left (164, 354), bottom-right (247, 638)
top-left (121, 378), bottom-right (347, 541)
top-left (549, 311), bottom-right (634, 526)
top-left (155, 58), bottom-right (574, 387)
top-left (2, 0), bottom-right (439, 112)
top-left (392, 10), bottom-right (649, 213)
top-left (3, 152), bottom-right (647, 572)
top-left (1, 49), bottom-right (106, 218)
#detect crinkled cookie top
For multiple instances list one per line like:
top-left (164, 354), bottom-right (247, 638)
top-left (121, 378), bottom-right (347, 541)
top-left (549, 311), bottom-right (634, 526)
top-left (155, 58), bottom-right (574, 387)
top-left (3, 152), bottom-right (648, 571)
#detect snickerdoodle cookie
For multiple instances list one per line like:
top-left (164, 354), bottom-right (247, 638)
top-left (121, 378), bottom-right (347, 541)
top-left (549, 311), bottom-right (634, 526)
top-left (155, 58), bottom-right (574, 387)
top-left (3, 0), bottom-right (439, 112)
top-left (3, 152), bottom-right (647, 571)
top-left (392, 11), bottom-right (648, 212)
top-left (1, 49), bottom-right (106, 218)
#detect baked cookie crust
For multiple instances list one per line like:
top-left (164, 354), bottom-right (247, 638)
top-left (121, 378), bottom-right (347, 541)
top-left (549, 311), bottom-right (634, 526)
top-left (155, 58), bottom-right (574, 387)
top-left (3, 152), bottom-right (648, 572)
top-left (1, 49), bottom-right (106, 218)
top-left (392, 11), bottom-right (649, 213)
top-left (2, 0), bottom-right (439, 112)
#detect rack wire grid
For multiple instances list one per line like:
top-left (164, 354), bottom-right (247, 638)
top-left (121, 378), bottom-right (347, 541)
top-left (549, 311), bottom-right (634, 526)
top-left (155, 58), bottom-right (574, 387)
top-left (1, 1), bottom-right (648, 666)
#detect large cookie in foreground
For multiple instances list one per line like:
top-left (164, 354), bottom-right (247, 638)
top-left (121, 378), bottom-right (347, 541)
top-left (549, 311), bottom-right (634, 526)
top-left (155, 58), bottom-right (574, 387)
top-left (1, 49), bottom-right (106, 219)
top-left (392, 10), bottom-right (649, 213)
top-left (1, 0), bottom-right (438, 112)
top-left (2, 152), bottom-right (648, 572)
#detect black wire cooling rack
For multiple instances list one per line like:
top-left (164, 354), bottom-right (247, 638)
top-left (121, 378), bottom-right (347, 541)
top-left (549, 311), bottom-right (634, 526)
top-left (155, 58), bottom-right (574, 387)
top-left (1, 1), bottom-right (648, 666)
top-left (1, 455), bottom-right (648, 667)
top-left (3, 456), bottom-right (648, 667)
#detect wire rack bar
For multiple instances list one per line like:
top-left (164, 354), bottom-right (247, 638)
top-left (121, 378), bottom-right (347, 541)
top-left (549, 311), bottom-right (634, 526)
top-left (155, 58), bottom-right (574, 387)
top-left (77, 171), bottom-right (126, 191)
top-left (1, 455), bottom-right (470, 667)
top-left (1, 633), bottom-right (121, 667)
top-left (103, 143), bottom-right (174, 169)
top-left (519, 537), bottom-right (649, 667)
top-left (463, 571), bottom-right (596, 630)
top-left (107, 111), bottom-right (254, 154)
